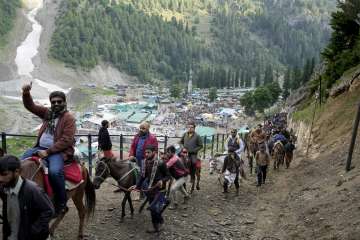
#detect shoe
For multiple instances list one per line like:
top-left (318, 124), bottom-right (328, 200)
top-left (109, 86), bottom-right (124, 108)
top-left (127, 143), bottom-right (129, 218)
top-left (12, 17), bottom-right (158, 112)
top-left (146, 228), bottom-right (160, 234)
top-left (168, 204), bottom-right (178, 210)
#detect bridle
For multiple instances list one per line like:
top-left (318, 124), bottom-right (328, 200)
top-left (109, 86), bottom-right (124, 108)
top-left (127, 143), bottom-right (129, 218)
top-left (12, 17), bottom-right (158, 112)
top-left (93, 160), bottom-right (110, 184)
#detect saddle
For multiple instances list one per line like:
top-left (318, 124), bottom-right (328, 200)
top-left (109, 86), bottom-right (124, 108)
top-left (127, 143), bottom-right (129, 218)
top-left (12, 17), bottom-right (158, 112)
top-left (29, 156), bottom-right (83, 196)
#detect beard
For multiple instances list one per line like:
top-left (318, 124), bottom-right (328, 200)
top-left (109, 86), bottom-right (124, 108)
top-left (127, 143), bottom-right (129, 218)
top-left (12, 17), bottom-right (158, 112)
top-left (1, 173), bottom-right (17, 188)
top-left (51, 104), bottom-right (65, 113)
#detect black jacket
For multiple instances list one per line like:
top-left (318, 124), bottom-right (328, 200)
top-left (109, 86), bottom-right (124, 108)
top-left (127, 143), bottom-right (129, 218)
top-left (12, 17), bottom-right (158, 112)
top-left (136, 159), bottom-right (171, 194)
top-left (98, 126), bottom-right (112, 151)
top-left (0, 178), bottom-right (55, 240)
top-left (222, 154), bottom-right (241, 174)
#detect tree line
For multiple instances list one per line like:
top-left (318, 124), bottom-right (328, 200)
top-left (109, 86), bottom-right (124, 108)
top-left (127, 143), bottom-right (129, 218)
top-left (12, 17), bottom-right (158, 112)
top-left (0, 0), bottom-right (20, 44)
top-left (50, 0), bottom-right (334, 89)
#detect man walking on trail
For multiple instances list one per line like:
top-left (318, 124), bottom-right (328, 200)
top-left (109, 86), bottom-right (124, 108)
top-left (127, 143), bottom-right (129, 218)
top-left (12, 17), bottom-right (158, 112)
top-left (0, 155), bottom-right (54, 240)
top-left (165, 146), bottom-right (190, 210)
top-left (179, 121), bottom-right (203, 193)
top-left (129, 122), bottom-right (158, 171)
top-left (222, 147), bottom-right (241, 195)
top-left (20, 83), bottom-right (76, 216)
top-left (131, 145), bottom-right (171, 234)
top-left (225, 129), bottom-right (245, 157)
top-left (98, 120), bottom-right (113, 159)
top-left (255, 144), bottom-right (271, 187)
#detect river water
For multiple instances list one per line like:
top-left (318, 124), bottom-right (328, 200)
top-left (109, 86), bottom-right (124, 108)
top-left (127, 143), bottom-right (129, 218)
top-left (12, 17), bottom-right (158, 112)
top-left (1, 0), bottom-right (69, 104)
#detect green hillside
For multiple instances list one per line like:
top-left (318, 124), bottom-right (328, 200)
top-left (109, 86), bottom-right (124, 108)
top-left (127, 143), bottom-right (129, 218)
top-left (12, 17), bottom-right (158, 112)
top-left (0, 0), bottom-right (20, 46)
top-left (49, 0), bottom-right (336, 87)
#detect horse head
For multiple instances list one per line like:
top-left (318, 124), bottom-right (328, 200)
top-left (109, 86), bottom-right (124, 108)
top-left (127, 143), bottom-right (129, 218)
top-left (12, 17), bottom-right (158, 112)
top-left (93, 157), bottom-right (112, 189)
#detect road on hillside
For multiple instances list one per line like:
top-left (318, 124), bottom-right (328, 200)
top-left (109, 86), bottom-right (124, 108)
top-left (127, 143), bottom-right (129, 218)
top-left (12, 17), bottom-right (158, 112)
top-left (51, 156), bottom-right (304, 240)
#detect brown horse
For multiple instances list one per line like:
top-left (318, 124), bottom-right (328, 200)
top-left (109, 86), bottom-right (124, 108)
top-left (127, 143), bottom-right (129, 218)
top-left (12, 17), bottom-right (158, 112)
top-left (21, 159), bottom-right (96, 239)
top-left (247, 140), bottom-right (259, 174)
top-left (272, 141), bottom-right (285, 170)
top-left (93, 157), bottom-right (137, 221)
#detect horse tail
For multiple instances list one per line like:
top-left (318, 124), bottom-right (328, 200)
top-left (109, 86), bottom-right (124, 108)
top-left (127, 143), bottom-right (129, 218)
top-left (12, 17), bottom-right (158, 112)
top-left (83, 167), bottom-right (96, 217)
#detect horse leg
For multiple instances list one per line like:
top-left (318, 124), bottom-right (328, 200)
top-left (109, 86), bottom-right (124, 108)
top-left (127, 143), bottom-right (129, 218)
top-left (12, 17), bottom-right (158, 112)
top-left (72, 189), bottom-right (86, 240)
top-left (190, 176), bottom-right (195, 194)
top-left (120, 193), bottom-right (127, 222)
top-left (49, 196), bottom-right (70, 238)
top-left (196, 168), bottom-right (201, 190)
top-left (248, 156), bottom-right (253, 175)
top-left (126, 192), bottom-right (134, 218)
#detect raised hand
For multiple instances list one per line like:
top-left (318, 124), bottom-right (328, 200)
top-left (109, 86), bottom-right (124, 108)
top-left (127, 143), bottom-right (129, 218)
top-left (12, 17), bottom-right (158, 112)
top-left (22, 81), bottom-right (32, 92)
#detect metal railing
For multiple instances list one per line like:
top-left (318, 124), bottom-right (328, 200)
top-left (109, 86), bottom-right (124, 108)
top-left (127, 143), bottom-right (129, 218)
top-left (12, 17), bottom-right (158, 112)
top-left (1, 132), bottom-right (229, 176)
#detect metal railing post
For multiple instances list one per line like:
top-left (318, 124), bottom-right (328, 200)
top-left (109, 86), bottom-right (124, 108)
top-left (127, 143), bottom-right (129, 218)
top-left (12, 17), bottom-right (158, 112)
top-left (211, 135), bottom-right (215, 157)
top-left (164, 135), bottom-right (168, 151)
top-left (88, 134), bottom-right (93, 176)
top-left (203, 135), bottom-right (207, 159)
top-left (216, 134), bottom-right (219, 153)
top-left (346, 103), bottom-right (360, 171)
top-left (120, 134), bottom-right (123, 160)
top-left (1, 132), bottom-right (6, 154)
top-left (222, 134), bottom-right (225, 152)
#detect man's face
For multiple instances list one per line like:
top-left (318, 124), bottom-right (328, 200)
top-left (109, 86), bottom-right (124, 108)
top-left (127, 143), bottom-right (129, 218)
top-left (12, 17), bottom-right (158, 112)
top-left (50, 96), bottom-right (66, 113)
top-left (231, 130), bottom-right (237, 137)
top-left (139, 124), bottom-right (149, 136)
top-left (166, 151), bottom-right (174, 159)
top-left (187, 125), bottom-right (195, 134)
top-left (180, 149), bottom-right (188, 157)
top-left (145, 150), bottom-right (155, 160)
top-left (0, 169), bottom-right (19, 188)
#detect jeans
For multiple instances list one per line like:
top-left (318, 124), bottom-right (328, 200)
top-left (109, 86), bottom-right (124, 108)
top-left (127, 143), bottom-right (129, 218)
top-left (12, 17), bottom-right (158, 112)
top-left (21, 147), bottom-right (67, 209)
top-left (257, 165), bottom-right (268, 186)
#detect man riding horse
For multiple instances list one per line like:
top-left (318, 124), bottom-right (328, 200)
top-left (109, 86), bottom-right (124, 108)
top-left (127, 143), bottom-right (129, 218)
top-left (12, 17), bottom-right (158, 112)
top-left (20, 83), bottom-right (75, 217)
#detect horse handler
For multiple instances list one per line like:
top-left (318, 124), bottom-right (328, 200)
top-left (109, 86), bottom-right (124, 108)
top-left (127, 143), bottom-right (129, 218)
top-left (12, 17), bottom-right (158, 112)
top-left (130, 145), bottom-right (171, 234)
top-left (221, 147), bottom-right (241, 195)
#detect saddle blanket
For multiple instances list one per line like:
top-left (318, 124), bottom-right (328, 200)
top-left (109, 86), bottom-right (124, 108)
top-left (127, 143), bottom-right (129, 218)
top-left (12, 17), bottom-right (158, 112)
top-left (30, 156), bottom-right (83, 196)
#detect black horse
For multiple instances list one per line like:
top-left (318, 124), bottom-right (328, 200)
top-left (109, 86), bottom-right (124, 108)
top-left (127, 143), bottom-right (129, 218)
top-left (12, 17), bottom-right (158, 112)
top-left (93, 157), bottom-right (137, 221)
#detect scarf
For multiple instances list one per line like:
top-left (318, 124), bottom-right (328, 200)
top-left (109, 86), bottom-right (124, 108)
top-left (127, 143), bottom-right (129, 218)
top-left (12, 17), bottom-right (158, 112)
top-left (46, 106), bottom-right (67, 134)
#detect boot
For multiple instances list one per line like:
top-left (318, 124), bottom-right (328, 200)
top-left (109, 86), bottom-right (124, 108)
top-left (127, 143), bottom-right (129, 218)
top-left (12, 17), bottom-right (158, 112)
top-left (146, 223), bottom-right (160, 234)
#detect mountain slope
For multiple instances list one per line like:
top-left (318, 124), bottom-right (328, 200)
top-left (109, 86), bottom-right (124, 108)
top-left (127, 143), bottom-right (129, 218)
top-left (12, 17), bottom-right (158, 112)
top-left (49, 0), bottom-right (336, 87)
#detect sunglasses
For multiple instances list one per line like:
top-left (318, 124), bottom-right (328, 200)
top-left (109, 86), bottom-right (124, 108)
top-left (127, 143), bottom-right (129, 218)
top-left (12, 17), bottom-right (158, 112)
top-left (182, 151), bottom-right (188, 154)
top-left (51, 100), bottom-right (63, 105)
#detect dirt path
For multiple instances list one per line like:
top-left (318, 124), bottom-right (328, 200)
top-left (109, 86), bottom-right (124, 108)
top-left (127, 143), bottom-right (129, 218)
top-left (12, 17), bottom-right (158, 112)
top-left (52, 155), bottom-right (306, 240)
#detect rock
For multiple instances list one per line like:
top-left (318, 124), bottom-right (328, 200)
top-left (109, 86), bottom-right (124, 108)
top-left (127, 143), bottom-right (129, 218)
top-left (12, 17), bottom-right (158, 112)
top-left (260, 207), bottom-right (267, 211)
top-left (194, 223), bottom-right (204, 228)
top-left (308, 207), bottom-right (319, 215)
top-left (244, 220), bottom-right (255, 225)
top-left (336, 180), bottom-right (344, 187)
top-left (210, 230), bottom-right (221, 235)
top-left (182, 214), bottom-right (188, 218)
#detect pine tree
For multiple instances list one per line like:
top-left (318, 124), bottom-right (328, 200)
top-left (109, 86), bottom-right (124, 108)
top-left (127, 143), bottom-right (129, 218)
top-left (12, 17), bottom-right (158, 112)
top-left (283, 67), bottom-right (292, 100)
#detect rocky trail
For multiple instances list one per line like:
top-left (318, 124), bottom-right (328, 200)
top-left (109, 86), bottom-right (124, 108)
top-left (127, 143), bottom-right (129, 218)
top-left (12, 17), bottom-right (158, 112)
top-left (50, 151), bottom-right (323, 240)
